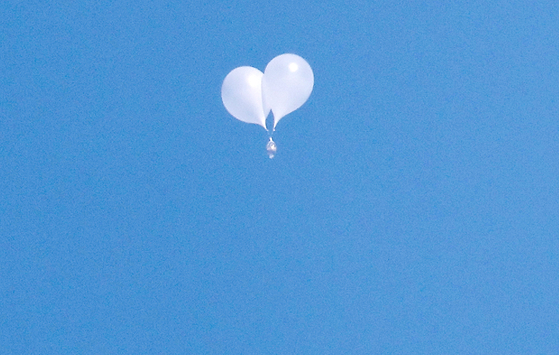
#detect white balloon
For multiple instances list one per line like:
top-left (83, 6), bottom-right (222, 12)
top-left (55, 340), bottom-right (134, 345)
top-left (262, 54), bottom-right (314, 129)
top-left (221, 66), bottom-right (269, 130)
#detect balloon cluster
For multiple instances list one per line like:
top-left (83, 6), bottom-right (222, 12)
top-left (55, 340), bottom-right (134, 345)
top-left (221, 54), bottom-right (314, 147)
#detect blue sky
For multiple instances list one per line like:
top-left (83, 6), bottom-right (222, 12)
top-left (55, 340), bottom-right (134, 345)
top-left (2, 0), bottom-right (559, 353)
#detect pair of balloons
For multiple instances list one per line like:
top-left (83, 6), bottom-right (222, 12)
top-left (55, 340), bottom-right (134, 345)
top-left (221, 54), bottom-right (314, 131)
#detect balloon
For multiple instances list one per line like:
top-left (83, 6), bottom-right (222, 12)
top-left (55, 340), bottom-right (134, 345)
top-left (221, 66), bottom-right (269, 130)
top-left (262, 54), bottom-right (314, 129)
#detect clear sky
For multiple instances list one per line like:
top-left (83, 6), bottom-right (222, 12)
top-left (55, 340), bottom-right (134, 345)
top-left (2, 0), bottom-right (559, 353)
